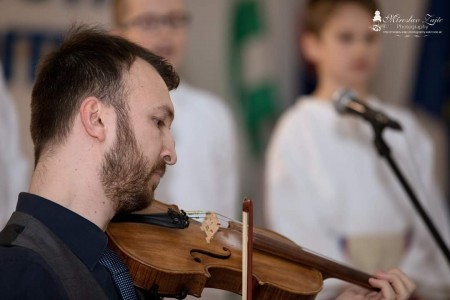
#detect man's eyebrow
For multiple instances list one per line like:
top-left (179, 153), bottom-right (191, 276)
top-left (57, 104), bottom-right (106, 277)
top-left (155, 105), bottom-right (174, 121)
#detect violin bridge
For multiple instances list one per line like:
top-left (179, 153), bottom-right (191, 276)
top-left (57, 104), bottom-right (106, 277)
top-left (200, 212), bottom-right (220, 243)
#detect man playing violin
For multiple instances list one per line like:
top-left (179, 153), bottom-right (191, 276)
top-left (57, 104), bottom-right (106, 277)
top-left (0, 26), bottom-right (414, 300)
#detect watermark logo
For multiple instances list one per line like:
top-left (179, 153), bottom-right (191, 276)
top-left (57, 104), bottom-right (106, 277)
top-left (370, 10), bottom-right (443, 37)
top-left (372, 10), bottom-right (382, 32)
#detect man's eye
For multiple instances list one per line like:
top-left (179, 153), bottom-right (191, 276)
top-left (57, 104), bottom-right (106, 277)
top-left (154, 118), bottom-right (165, 128)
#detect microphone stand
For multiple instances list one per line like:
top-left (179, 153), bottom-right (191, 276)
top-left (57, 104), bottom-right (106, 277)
top-left (371, 122), bottom-right (450, 267)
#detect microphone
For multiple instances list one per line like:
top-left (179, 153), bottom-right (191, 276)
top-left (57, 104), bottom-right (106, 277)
top-left (333, 89), bottom-right (402, 130)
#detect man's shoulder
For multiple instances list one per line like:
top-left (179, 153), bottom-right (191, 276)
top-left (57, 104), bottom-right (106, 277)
top-left (1, 243), bottom-right (46, 262)
top-left (0, 245), bottom-right (68, 299)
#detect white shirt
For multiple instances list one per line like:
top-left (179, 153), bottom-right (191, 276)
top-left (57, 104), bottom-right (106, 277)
top-left (0, 63), bottom-right (29, 228)
top-left (156, 82), bottom-right (239, 218)
top-left (265, 96), bottom-right (450, 299)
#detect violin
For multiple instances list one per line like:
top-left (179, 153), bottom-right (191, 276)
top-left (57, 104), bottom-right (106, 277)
top-left (106, 200), bottom-right (375, 299)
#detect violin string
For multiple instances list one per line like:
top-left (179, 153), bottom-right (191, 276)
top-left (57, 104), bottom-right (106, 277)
top-left (185, 211), bottom-right (242, 225)
top-left (184, 211), bottom-right (247, 236)
top-left (186, 214), bottom-right (231, 224)
top-left (185, 211), bottom-right (227, 220)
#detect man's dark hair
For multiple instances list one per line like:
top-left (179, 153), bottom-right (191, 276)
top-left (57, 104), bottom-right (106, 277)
top-left (30, 25), bottom-right (179, 166)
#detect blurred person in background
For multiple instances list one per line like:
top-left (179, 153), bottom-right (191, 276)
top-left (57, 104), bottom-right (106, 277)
top-left (0, 61), bottom-right (29, 228)
top-left (265, 0), bottom-right (450, 298)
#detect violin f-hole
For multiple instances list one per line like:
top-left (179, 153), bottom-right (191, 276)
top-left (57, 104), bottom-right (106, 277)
top-left (190, 247), bottom-right (231, 263)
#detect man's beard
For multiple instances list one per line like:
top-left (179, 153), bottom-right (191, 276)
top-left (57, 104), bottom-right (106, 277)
top-left (101, 111), bottom-right (165, 214)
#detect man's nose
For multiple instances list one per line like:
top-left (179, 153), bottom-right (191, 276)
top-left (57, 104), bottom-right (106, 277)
top-left (162, 136), bottom-right (177, 165)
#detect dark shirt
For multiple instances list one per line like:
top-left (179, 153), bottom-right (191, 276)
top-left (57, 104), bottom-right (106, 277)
top-left (0, 192), bottom-right (120, 299)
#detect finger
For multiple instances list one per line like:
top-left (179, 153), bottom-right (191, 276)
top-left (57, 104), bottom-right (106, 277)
top-left (387, 269), bottom-right (416, 293)
top-left (375, 271), bottom-right (407, 298)
top-left (369, 277), bottom-right (395, 300)
top-left (375, 269), bottom-right (416, 299)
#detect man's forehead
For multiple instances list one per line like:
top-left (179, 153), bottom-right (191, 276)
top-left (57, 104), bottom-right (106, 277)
top-left (128, 58), bottom-right (165, 87)
top-left (125, 58), bottom-right (172, 108)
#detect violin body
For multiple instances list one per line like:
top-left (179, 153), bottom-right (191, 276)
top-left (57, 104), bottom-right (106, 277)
top-left (107, 200), bottom-right (323, 299)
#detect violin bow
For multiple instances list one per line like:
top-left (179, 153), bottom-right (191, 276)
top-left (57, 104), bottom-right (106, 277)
top-left (242, 198), bottom-right (253, 300)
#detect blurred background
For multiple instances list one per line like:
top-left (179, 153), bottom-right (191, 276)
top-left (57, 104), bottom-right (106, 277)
top-left (0, 0), bottom-right (449, 226)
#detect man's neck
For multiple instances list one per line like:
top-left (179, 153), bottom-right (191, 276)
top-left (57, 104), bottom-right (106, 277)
top-left (29, 150), bottom-right (115, 231)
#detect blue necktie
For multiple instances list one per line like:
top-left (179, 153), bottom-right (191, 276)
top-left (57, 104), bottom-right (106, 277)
top-left (99, 247), bottom-right (138, 300)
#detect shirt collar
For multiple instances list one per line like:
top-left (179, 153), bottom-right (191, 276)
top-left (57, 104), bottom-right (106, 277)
top-left (16, 192), bottom-right (108, 270)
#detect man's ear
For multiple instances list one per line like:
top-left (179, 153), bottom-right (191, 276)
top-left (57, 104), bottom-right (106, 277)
top-left (79, 97), bottom-right (106, 142)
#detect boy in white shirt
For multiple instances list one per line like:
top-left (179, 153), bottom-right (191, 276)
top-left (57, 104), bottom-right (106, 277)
top-left (265, 0), bottom-right (450, 298)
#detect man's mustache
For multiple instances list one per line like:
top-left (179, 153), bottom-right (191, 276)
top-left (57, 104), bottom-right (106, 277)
top-left (151, 160), bottom-right (167, 177)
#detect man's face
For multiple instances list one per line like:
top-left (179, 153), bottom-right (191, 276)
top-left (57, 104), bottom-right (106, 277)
top-left (115, 0), bottom-right (189, 70)
top-left (102, 58), bottom-right (176, 214)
